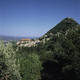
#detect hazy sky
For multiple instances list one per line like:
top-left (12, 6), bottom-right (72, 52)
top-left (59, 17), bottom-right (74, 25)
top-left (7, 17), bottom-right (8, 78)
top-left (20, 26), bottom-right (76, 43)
top-left (0, 0), bottom-right (80, 37)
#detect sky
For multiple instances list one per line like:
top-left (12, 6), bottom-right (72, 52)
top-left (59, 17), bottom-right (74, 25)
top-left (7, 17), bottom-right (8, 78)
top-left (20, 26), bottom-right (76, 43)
top-left (0, 0), bottom-right (80, 37)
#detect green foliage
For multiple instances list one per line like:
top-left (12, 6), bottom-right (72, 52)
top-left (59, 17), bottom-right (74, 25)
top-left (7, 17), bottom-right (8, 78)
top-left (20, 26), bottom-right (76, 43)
top-left (0, 41), bottom-right (43, 80)
top-left (39, 18), bottom-right (80, 80)
top-left (11, 45), bottom-right (43, 80)
top-left (0, 41), bottom-right (7, 80)
top-left (4, 42), bottom-right (21, 80)
top-left (0, 41), bottom-right (21, 80)
top-left (20, 53), bottom-right (42, 80)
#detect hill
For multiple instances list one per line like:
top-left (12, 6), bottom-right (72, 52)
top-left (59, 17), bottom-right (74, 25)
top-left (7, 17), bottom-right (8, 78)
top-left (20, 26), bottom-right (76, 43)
top-left (39, 17), bottom-right (79, 43)
top-left (37, 18), bottom-right (80, 80)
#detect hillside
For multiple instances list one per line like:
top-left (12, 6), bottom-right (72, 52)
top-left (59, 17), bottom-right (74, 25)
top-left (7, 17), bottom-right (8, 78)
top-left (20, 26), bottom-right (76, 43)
top-left (37, 18), bottom-right (80, 80)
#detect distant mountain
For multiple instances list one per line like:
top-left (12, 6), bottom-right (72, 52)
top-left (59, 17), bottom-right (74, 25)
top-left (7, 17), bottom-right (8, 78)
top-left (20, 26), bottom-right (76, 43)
top-left (0, 35), bottom-right (26, 41)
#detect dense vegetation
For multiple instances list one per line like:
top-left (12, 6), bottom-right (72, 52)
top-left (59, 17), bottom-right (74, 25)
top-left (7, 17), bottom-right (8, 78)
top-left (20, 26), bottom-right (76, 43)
top-left (0, 18), bottom-right (80, 80)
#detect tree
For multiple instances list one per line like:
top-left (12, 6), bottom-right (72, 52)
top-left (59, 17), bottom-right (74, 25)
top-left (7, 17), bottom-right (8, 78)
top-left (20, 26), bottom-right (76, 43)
top-left (0, 41), bottom-right (8, 80)
top-left (0, 41), bottom-right (21, 80)
top-left (4, 42), bottom-right (21, 80)
top-left (20, 53), bottom-right (42, 80)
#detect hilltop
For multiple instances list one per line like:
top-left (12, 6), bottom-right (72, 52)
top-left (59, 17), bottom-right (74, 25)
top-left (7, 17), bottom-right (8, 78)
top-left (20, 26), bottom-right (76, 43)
top-left (47, 17), bottom-right (78, 34)
top-left (39, 18), bottom-right (79, 43)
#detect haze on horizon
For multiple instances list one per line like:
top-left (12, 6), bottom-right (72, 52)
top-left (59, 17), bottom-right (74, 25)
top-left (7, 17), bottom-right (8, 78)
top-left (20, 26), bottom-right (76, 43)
top-left (0, 0), bottom-right (80, 37)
